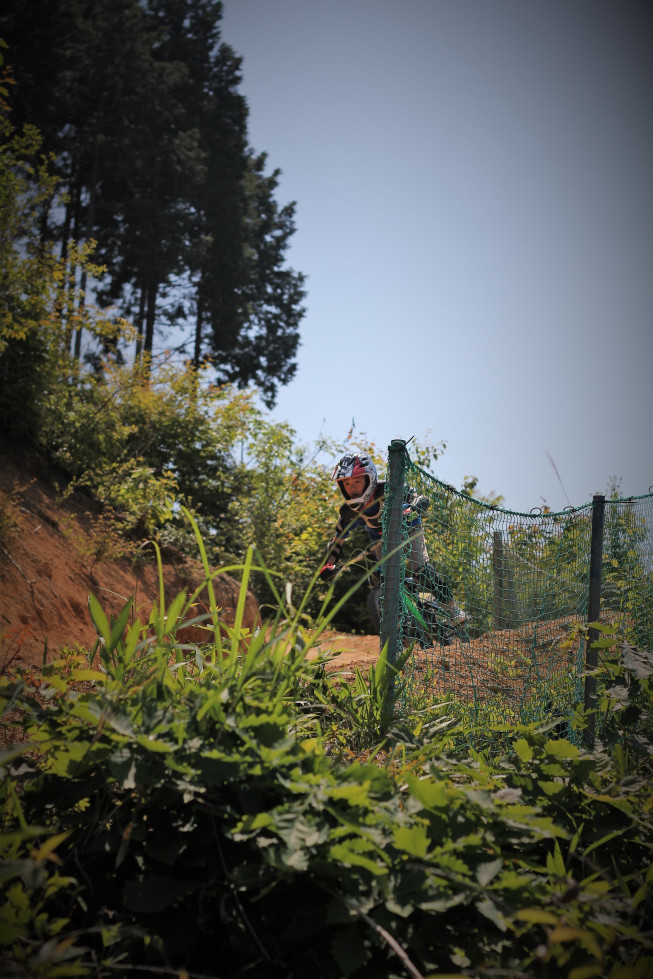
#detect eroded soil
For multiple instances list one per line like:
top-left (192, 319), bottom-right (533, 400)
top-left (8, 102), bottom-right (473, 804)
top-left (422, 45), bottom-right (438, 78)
top-left (0, 442), bottom-right (377, 673)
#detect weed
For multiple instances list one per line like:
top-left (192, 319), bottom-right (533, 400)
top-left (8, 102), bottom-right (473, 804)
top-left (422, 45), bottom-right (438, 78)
top-left (0, 480), bottom-right (24, 544)
top-left (59, 509), bottom-right (137, 569)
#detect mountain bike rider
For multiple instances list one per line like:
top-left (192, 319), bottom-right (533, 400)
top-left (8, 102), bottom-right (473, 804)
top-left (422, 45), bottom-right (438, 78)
top-left (318, 453), bottom-right (466, 626)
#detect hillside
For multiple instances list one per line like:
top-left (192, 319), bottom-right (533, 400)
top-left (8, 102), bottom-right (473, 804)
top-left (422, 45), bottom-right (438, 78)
top-left (0, 442), bottom-right (261, 671)
top-left (0, 442), bottom-right (379, 673)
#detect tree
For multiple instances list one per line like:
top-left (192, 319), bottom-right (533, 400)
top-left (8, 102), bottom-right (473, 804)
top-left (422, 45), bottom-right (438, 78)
top-left (0, 110), bottom-right (60, 438)
top-left (0, 106), bottom-right (124, 441)
top-left (0, 0), bottom-right (306, 401)
top-left (198, 150), bottom-right (306, 407)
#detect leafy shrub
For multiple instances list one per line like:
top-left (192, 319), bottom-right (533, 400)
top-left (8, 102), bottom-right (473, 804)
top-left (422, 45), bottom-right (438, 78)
top-left (1, 536), bottom-right (652, 979)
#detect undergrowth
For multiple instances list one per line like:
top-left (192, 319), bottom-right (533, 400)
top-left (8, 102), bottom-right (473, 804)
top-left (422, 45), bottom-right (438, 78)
top-left (1, 514), bottom-right (652, 979)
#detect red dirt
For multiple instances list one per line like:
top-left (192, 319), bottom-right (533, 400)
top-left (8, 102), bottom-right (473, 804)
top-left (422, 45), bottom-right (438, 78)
top-left (0, 443), bottom-right (260, 670)
top-left (0, 442), bottom-right (378, 674)
top-left (306, 630), bottom-right (380, 672)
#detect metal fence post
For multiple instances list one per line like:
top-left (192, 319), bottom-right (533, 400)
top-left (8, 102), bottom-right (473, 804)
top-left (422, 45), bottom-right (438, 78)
top-left (584, 493), bottom-right (605, 747)
top-left (381, 439), bottom-right (406, 667)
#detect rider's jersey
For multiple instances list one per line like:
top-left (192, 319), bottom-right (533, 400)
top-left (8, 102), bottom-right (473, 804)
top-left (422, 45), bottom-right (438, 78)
top-left (325, 482), bottom-right (426, 564)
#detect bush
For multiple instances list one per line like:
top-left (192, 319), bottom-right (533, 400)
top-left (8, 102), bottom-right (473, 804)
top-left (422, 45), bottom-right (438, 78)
top-left (1, 540), bottom-right (652, 978)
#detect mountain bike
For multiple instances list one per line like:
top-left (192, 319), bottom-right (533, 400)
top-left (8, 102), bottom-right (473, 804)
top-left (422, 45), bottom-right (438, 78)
top-left (326, 552), bottom-right (464, 649)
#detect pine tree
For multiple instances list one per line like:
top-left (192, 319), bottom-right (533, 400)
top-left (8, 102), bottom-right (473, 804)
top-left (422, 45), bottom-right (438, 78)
top-left (0, 0), bottom-right (305, 401)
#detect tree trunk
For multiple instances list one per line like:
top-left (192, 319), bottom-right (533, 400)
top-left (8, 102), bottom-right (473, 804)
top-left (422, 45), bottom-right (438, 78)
top-left (193, 297), bottom-right (203, 368)
top-left (143, 282), bottom-right (158, 364)
top-left (135, 287), bottom-right (146, 363)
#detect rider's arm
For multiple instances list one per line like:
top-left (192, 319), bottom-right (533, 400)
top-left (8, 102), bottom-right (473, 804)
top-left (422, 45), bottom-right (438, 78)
top-left (323, 505), bottom-right (361, 565)
top-left (319, 512), bottom-right (350, 581)
top-left (405, 487), bottom-right (430, 514)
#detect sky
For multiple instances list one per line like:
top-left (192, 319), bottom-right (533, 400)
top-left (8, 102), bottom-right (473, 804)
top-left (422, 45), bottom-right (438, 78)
top-left (219, 0), bottom-right (653, 514)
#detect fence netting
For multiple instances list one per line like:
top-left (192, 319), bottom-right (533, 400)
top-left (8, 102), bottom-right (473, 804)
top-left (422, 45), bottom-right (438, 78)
top-left (380, 443), bottom-right (653, 729)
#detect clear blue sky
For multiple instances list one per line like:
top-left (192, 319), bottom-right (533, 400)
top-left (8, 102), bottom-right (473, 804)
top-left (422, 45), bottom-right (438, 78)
top-left (220, 0), bottom-right (652, 513)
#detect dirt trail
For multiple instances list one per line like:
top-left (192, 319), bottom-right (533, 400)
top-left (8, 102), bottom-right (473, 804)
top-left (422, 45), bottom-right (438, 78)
top-left (306, 630), bottom-right (380, 672)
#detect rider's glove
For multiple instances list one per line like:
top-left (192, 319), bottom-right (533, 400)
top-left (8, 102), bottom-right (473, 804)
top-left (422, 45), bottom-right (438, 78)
top-left (319, 563), bottom-right (337, 582)
top-left (364, 546), bottom-right (380, 562)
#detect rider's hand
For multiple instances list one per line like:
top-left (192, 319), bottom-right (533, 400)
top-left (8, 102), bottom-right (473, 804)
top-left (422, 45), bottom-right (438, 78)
top-left (319, 563), bottom-right (337, 582)
top-left (405, 495), bottom-right (429, 515)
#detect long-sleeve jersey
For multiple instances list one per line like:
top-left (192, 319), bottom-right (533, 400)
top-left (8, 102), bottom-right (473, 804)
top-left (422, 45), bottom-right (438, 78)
top-left (325, 482), bottom-right (428, 564)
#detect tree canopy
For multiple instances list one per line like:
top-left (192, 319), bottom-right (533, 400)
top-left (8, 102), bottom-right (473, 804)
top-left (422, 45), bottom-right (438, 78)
top-left (0, 0), bottom-right (306, 406)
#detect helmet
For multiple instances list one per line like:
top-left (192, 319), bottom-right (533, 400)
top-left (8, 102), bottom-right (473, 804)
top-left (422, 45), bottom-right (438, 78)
top-left (332, 453), bottom-right (378, 510)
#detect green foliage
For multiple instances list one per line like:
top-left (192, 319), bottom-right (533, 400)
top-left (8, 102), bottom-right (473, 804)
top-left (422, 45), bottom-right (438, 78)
top-left (39, 365), bottom-right (404, 624)
top-left (0, 480), bottom-right (21, 544)
top-left (601, 493), bottom-right (653, 650)
top-left (593, 623), bottom-right (653, 763)
top-left (405, 451), bottom-right (652, 661)
top-left (0, 815), bottom-right (91, 978)
top-left (0, 109), bottom-right (138, 443)
top-left (307, 642), bottom-right (417, 757)
top-left (1, 533), bottom-right (652, 979)
top-left (35, 355), bottom-right (345, 596)
top-left (0, 114), bottom-right (61, 440)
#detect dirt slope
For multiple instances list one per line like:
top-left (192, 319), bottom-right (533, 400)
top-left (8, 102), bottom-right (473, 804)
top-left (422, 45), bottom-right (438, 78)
top-left (0, 443), bottom-right (260, 670)
top-left (0, 442), bottom-right (379, 673)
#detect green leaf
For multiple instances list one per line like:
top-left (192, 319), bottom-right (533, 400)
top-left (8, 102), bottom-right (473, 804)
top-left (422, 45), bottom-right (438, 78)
top-left (582, 792), bottom-right (631, 813)
top-left (329, 842), bottom-right (388, 876)
top-left (164, 590), bottom-right (188, 636)
top-left (547, 841), bottom-right (567, 877)
top-left (105, 712), bottom-right (135, 738)
top-left (135, 734), bottom-right (173, 753)
top-left (329, 781), bottom-right (374, 807)
top-left (515, 908), bottom-right (559, 925)
top-left (544, 739), bottom-right (579, 758)
top-left (47, 742), bottom-right (90, 776)
top-left (475, 897), bottom-right (508, 931)
top-left (88, 593), bottom-right (110, 645)
top-left (476, 857), bottom-right (502, 886)
top-left (373, 641), bottom-right (388, 689)
top-left (109, 598), bottom-right (134, 652)
top-left (539, 780), bottom-right (565, 796)
top-left (35, 829), bottom-right (71, 856)
top-left (582, 827), bottom-right (626, 857)
top-left (406, 774), bottom-right (449, 809)
top-left (393, 823), bottom-right (429, 859)
top-left (234, 812), bottom-right (275, 837)
top-left (71, 669), bottom-right (106, 683)
top-left (513, 738), bottom-right (533, 762)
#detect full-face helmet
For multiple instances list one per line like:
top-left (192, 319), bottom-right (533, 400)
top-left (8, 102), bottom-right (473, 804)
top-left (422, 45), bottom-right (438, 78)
top-left (332, 453), bottom-right (378, 510)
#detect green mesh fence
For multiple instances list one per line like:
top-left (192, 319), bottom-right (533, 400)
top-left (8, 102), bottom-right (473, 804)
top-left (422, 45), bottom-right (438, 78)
top-left (380, 440), bottom-right (653, 729)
